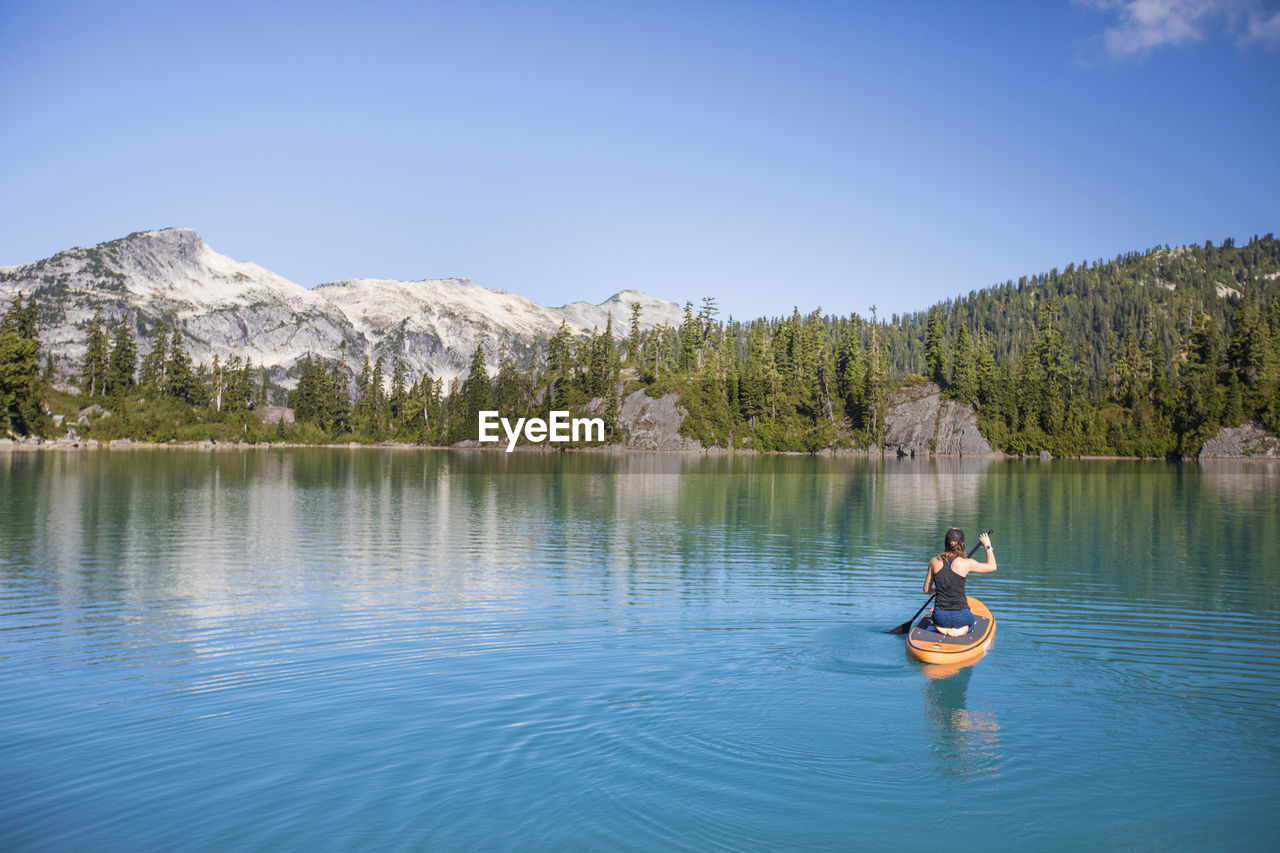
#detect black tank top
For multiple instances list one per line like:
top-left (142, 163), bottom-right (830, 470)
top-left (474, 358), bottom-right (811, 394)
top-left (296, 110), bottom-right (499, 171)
top-left (933, 555), bottom-right (968, 611)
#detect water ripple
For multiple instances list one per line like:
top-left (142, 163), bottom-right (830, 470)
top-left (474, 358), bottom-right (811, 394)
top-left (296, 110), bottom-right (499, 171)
top-left (2, 451), bottom-right (1278, 850)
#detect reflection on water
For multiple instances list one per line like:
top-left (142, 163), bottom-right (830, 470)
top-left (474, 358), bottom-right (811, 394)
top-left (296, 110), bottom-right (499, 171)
top-left (1197, 459), bottom-right (1280, 501)
top-left (1, 449), bottom-right (1278, 850)
top-left (921, 666), bottom-right (1002, 779)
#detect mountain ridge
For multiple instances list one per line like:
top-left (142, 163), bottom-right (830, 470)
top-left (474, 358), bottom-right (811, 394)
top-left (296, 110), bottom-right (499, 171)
top-left (0, 228), bottom-right (686, 386)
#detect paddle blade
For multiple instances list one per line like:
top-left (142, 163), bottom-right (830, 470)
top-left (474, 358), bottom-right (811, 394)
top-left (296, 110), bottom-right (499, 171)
top-left (885, 594), bottom-right (935, 634)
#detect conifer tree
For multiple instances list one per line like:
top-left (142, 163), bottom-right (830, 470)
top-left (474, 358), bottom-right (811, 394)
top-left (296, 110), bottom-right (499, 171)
top-left (288, 355), bottom-right (319, 421)
top-left (256, 364), bottom-right (270, 408)
top-left (494, 348), bottom-right (525, 417)
top-left (627, 301), bottom-right (643, 365)
top-left (547, 322), bottom-right (573, 406)
top-left (1177, 313), bottom-right (1224, 453)
top-left (974, 328), bottom-right (1007, 422)
top-left (390, 358), bottom-right (407, 422)
top-left (211, 354), bottom-right (225, 411)
top-left (1223, 372), bottom-right (1243, 426)
top-left (106, 320), bottom-right (137, 397)
top-left (1228, 297), bottom-right (1276, 413)
top-left (428, 377), bottom-right (445, 441)
top-left (80, 313), bottom-right (110, 397)
top-left (604, 384), bottom-right (621, 438)
top-left (139, 327), bottom-right (168, 390)
top-left (215, 356), bottom-right (253, 412)
top-left (586, 315), bottom-right (618, 397)
top-left (679, 302), bottom-right (700, 372)
top-left (764, 359), bottom-right (783, 420)
top-left (290, 353), bottom-right (351, 431)
top-left (715, 320), bottom-right (736, 381)
top-left (323, 360), bottom-right (351, 433)
top-left (815, 342), bottom-right (836, 421)
top-left (864, 307), bottom-right (885, 440)
top-left (460, 345), bottom-right (491, 433)
top-left (951, 325), bottom-right (976, 402)
top-left (0, 294), bottom-right (43, 434)
top-left (1014, 346), bottom-right (1044, 437)
top-left (925, 305), bottom-right (946, 385)
top-left (164, 328), bottom-right (203, 405)
top-left (371, 357), bottom-right (385, 413)
top-left (235, 357), bottom-right (257, 410)
top-left (834, 325), bottom-right (863, 419)
top-left (366, 356), bottom-right (386, 435)
top-left (773, 309), bottom-right (800, 381)
top-left (699, 297), bottom-right (718, 340)
top-left (355, 355), bottom-right (373, 419)
top-left (1033, 301), bottom-right (1069, 435)
top-left (737, 324), bottom-right (767, 426)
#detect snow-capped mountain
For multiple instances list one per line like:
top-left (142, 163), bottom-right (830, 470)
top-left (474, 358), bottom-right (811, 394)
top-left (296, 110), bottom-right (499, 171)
top-left (0, 229), bottom-right (685, 388)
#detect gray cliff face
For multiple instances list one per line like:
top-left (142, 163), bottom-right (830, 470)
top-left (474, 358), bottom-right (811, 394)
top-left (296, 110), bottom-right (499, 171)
top-left (617, 391), bottom-right (702, 451)
top-left (1199, 423), bottom-right (1280, 458)
top-left (882, 382), bottom-right (995, 456)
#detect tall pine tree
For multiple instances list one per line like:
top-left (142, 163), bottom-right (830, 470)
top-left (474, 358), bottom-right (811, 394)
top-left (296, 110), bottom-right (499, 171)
top-left (80, 313), bottom-right (110, 397)
top-left (0, 294), bottom-right (43, 434)
top-left (106, 320), bottom-right (137, 397)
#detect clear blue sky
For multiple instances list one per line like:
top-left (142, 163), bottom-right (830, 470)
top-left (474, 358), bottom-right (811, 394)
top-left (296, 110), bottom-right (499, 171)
top-left (2, 0), bottom-right (1277, 321)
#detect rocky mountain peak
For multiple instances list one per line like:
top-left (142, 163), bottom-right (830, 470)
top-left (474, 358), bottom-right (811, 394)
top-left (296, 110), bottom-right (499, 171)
top-left (0, 229), bottom-right (684, 391)
top-left (118, 227), bottom-right (206, 260)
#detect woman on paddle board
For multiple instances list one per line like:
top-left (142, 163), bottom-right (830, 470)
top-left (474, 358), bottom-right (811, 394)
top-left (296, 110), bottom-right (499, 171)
top-left (924, 528), bottom-right (996, 636)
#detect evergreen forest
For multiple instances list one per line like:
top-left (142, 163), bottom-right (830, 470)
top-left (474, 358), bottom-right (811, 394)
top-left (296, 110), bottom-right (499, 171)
top-left (4, 235), bottom-right (1280, 458)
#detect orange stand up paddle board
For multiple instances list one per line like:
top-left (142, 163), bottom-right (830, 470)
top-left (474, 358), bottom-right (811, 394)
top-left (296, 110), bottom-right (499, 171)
top-left (905, 596), bottom-right (996, 666)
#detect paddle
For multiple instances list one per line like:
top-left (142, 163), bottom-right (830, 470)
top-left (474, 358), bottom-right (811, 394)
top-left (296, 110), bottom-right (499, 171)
top-left (885, 530), bottom-right (992, 634)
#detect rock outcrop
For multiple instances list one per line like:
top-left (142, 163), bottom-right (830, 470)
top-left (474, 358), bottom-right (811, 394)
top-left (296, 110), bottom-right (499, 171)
top-left (882, 382), bottom-right (995, 457)
top-left (617, 390), bottom-right (702, 451)
top-left (254, 406), bottom-right (296, 427)
top-left (1198, 423), bottom-right (1280, 458)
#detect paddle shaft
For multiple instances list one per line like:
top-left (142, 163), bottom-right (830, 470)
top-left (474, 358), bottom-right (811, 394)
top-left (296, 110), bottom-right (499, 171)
top-left (885, 530), bottom-right (991, 634)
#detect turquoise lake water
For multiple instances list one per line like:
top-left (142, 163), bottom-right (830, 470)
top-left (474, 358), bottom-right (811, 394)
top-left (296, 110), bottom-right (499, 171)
top-left (2, 449), bottom-right (1278, 850)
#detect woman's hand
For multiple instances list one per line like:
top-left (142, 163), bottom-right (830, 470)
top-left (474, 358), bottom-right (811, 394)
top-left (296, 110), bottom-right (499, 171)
top-left (971, 532), bottom-right (997, 573)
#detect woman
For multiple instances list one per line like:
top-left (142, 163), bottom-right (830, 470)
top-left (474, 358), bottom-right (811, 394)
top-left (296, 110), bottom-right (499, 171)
top-left (924, 528), bottom-right (996, 637)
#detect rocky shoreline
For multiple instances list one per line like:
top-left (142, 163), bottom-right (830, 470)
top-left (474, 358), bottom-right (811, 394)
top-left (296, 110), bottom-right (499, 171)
top-left (1197, 423), bottom-right (1280, 459)
top-left (6, 384), bottom-right (1276, 460)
